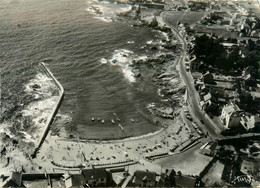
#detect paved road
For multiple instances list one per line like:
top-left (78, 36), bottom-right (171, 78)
top-left (161, 12), bottom-right (223, 140)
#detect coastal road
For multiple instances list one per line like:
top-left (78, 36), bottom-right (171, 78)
top-left (161, 11), bottom-right (223, 140)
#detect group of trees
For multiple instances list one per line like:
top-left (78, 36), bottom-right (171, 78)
top-left (193, 34), bottom-right (260, 79)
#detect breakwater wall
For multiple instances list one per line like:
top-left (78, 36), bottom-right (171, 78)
top-left (31, 62), bottom-right (64, 158)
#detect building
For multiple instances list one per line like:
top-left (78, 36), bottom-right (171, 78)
top-left (82, 168), bottom-right (108, 187)
top-left (190, 60), bottom-right (201, 71)
top-left (251, 115), bottom-right (260, 126)
top-left (240, 115), bottom-right (252, 131)
top-left (200, 142), bottom-right (218, 156)
top-left (209, 87), bottom-right (225, 99)
top-left (132, 170), bottom-right (156, 187)
top-left (64, 174), bottom-right (85, 188)
top-left (165, 169), bottom-right (176, 186)
top-left (220, 104), bottom-right (242, 129)
top-left (1, 172), bottom-right (22, 188)
top-left (175, 175), bottom-right (197, 187)
top-left (239, 115), bottom-right (260, 131)
top-left (203, 93), bottom-right (212, 102)
top-left (202, 72), bottom-right (214, 84)
top-left (63, 169), bottom-right (108, 188)
top-left (244, 74), bottom-right (257, 87)
top-left (157, 173), bottom-right (171, 187)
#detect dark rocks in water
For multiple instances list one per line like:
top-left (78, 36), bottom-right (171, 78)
top-left (69, 134), bottom-right (74, 139)
top-left (160, 27), bottom-right (171, 32)
top-left (31, 84), bottom-right (40, 89)
top-left (162, 42), bottom-right (176, 50)
top-left (151, 46), bottom-right (158, 51)
top-left (112, 60), bottom-right (117, 64)
top-left (165, 54), bottom-right (174, 59)
top-left (158, 54), bottom-right (166, 59)
top-left (12, 139), bottom-right (19, 145)
top-left (132, 22), bottom-right (145, 27)
top-left (1, 133), bottom-right (10, 142)
top-left (158, 59), bottom-right (165, 64)
top-left (129, 61), bottom-right (135, 67)
top-left (133, 69), bottom-right (141, 78)
top-left (148, 17), bottom-right (158, 28)
top-left (1, 147), bottom-right (6, 156)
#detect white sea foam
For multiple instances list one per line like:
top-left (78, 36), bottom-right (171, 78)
top-left (107, 49), bottom-right (136, 82)
top-left (19, 131), bottom-right (35, 143)
top-left (86, 3), bottom-right (131, 23)
top-left (22, 96), bottom-right (59, 141)
top-left (146, 40), bottom-right (153, 45)
top-left (127, 40), bottom-right (135, 44)
top-left (116, 5), bottom-right (132, 15)
top-left (24, 73), bottom-right (57, 99)
top-left (100, 58), bottom-right (108, 64)
top-left (94, 16), bottom-right (113, 23)
top-left (0, 122), bottom-right (15, 139)
top-left (122, 68), bottom-right (135, 83)
top-left (109, 49), bottom-right (133, 64)
top-left (135, 55), bottom-right (148, 61)
top-left (21, 72), bottom-right (60, 142)
top-left (86, 5), bottom-right (105, 15)
top-left (147, 39), bottom-right (165, 46)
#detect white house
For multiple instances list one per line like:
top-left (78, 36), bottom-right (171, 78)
top-left (220, 104), bottom-right (242, 129)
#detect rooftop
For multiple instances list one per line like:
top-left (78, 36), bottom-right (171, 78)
top-left (175, 175), bottom-right (197, 187)
top-left (82, 168), bottom-right (107, 180)
top-left (134, 170), bottom-right (156, 183)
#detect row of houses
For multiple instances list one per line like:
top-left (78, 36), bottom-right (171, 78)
top-left (1, 168), bottom-right (199, 188)
top-left (0, 168), bottom-right (110, 188)
top-left (194, 71), bottom-right (260, 133)
top-left (128, 169), bottom-right (199, 187)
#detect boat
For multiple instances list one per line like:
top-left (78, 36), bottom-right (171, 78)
top-left (111, 119), bottom-right (115, 124)
top-left (118, 123), bottom-right (124, 131)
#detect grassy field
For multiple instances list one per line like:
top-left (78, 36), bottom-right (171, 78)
top-left (193, 24), bottom-right (239, 38)
top-left (165, 11), bottom-right (204, 27)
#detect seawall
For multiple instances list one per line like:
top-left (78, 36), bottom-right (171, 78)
top-left (31, 62), bottom-right (64, 158)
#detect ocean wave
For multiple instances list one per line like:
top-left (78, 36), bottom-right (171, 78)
top-left (94, 16), bottom-right (113, 23)
top-left (86, 5), bottom-right (105, 15)
top-left (22, 96), bottom-right (59, 142)
top-left (24, 73), bottom-right (58, 99)
top-left (0, 122), bottom-right (15, 140)
top-left (86, 3), bottom-right (131, 23)
top-left (100, 49), bottom-right (143, 83)
top-left (8, 72), bottom-right (60, 143)
top-left (127, 40), bottom-right (135, 44)
top-left (109, 49), bottom-right (135, 82)
top-left (100, 58), bottom-right (108, 64)
top-left (116, 5), bottom-right (132, 15)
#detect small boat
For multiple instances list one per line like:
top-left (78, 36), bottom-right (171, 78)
top-left (118, 123), bottom-right (124, 131)
top-left (111, 119), bottom-right (115, 124)
top-left (101, 120), bottom-right (105, 124)
top-left (91, 117), bottom-right (95, 122)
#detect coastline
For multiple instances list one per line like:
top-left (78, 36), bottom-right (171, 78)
top-left (0, 1), bottom-right (186, 175)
